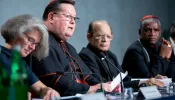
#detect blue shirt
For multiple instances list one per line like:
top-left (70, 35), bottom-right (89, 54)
top-left (0, 45), bottom-right (38, 86)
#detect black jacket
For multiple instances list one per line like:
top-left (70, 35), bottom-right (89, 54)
top-left (122, 39), bottom-right (172, 79)
top-left (31, 33), bottom-right (99, 96)
top-left (79, 44), bottom-right (139, 90)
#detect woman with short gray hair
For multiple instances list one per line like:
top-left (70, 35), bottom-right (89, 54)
top-left (1, 14), bottom-right (49, 60)
top-left (0, 14), bottom-right (60, 100)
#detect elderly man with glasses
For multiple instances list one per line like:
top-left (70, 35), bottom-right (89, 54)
top-left (30, 0), bottom-right (112, 96)
top-left (79, 20), bottom-right (164, 92)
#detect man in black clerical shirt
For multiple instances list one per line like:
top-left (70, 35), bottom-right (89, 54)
top-left (122, 15), bottom-right (174, 80)
top-left (30, 0), bottom-right (111, 96)
top-left (79, 20), bottom-right (165, 92)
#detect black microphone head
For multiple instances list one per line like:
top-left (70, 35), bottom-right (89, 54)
top-left (139, 83), bottom-right (147, 88)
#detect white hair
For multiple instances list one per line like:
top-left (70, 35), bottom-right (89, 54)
top-left (1, 14), bottom-right (49, 60)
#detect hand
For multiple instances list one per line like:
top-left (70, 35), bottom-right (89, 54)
top-left (41, 87), bottom-right (60, 100)
top-left (88, 83), bottom-right (111, 94)
top-left (159, 38), bottom-right (173, 60)
top-left (28, 92), bottom-right (31, 100)
top-left (102, 83), bottom-right (112, 92)
top-left (88, 84), bottom-right (101, 94)
top-left (105, 81), bottom-right (120, 93)
top-left (112, 84), bottom-right (121, 93)
top-left (155, 74), bottom-right (168, 79)
top-left (142, 78), bottom-right (164, 87)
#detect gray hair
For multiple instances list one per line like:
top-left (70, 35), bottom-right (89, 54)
top-left (140, 18), bottom-right (161, 29)
top-left (1, 14), bottom-right (49, 60)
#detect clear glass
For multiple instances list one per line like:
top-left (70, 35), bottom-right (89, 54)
top-left (122, 88), bottom-right (134, 99)
top-left (169, 82), bottom-right (175, 96)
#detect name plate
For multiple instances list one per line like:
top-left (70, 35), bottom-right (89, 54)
top-left (138, 86), bottom-right (162, 99)
top-left (81, 92), bottom-right (106, 100)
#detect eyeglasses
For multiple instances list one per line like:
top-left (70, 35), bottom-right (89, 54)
top-left (24, 33), bottom-right (39, 47)
top-left (53, 12), bottom-right (80, 22)
top-left (94, 34), bottom-right (113, 40)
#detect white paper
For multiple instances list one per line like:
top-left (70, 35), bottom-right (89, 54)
top-left (139, 86), bottom-right (162, 99)
top-left (131, 78), bottom-right (148, 81)
top-left (158, 78), bottom-right (172, 86)
top-left (110, 71), bottom-right (128, 91)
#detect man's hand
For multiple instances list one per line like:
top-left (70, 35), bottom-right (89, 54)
top-left (112, 84), bottom-right (121, 93)
top-left (141, 78), bottom-right (165, 87)
top-left (30, 81), bottom-right (60, 100)
top-left (105, 81), bottom-right (121, 93)
top-left (102, 83), bottom-right (112, 92)
top-left (159, 38), bottom-right (173, 60)
top-left (88, 83), bottom-right (111, 94)
top-left (155, 74), bottom-right (168, 79)
top-left (41, 87), bottom-right (60, 100)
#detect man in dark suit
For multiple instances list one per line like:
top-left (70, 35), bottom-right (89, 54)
top-left (122, 15), bottom-right (173, 80)
top-left (168, 21), bottom-right (175, 81)
top-left (79, 20), bottom-right (164, 91)
top-left (169, 21), bottom-right (175, 60)
top-left (30, 0), bottom-right (111, 96)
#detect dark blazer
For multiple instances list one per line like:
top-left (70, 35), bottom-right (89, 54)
top-left (122, 40), bottom-right (172, 78)
top-left (168, 37), bottom-right (175, 82)
top-left (31, 33), bottom-right (99, 96)
top-left (79, 44), bottom-right (139, 90)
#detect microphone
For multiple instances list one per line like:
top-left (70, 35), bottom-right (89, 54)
top-left (55, 71), bottom-right (104, 93)
top-left (100, 52), bottom-right (125, 93)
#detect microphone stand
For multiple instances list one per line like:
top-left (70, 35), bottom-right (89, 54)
top-left (100, 53), bottom-right (124, 93)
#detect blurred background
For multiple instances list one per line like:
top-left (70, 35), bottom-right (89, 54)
top-left (0, 0), bottom-right (175, 64)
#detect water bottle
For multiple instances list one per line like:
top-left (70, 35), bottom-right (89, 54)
top-left (8, 45), bottom-right (28, 100)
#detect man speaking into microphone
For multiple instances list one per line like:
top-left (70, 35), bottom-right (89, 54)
top-left (79, 20), bottom-right (165, 92)
top-left (29, 0), bottom-right (111, 97)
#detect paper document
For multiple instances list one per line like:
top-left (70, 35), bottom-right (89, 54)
top-left (110, 71), bottom-right (128, 91)
top-left (158, 78), bottom-right (172, 86)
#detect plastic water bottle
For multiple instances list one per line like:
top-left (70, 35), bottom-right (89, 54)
top-left (9, 45), bottom-right (28, 100)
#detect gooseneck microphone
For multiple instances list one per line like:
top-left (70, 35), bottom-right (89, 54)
top-left (55, 71), bottom-right (104, 93)
top-left (100, 52), bottom-right (124, 93)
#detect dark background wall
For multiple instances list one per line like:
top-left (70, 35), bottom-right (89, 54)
top-left (0, 0), bottom-right (174, 64)
top-left (168, 0), bottom-right (175, 26)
